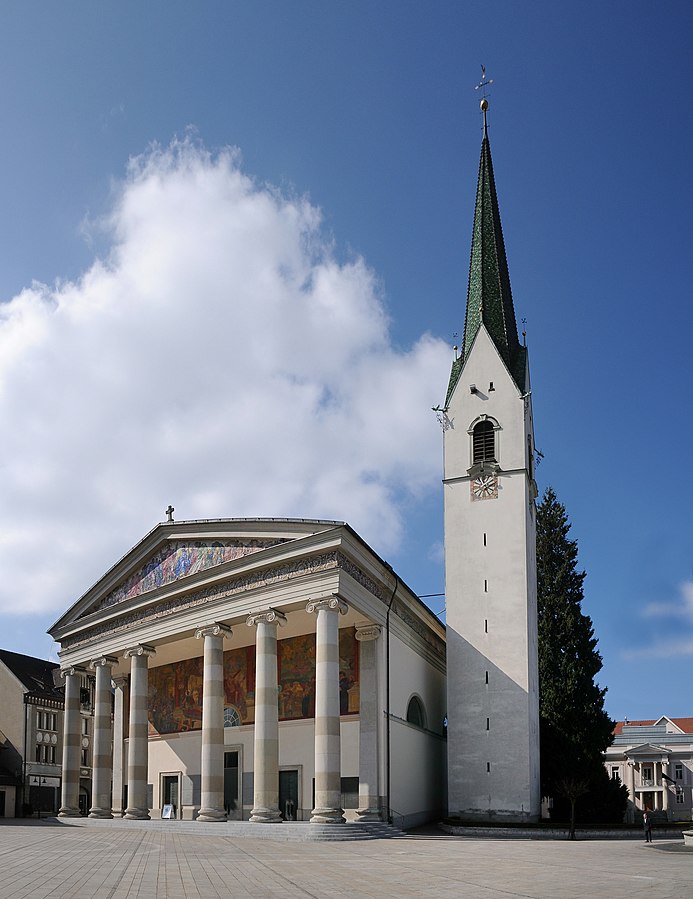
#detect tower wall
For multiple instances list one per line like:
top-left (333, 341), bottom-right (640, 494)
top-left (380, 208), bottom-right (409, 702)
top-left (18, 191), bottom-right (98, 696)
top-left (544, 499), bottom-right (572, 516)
top-left (444, 326), bottom-right (540, 821)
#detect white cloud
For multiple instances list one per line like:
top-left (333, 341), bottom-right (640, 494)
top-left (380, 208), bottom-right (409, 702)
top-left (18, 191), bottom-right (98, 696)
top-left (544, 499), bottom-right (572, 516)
top-left (621, 580), bottom-right (693, 659)
top-left (622, 639), bottom-right (693, 660)
top-left (641, 580), bottom-right (693, 622)
top-left (0, 137), bottom-right (449, 617)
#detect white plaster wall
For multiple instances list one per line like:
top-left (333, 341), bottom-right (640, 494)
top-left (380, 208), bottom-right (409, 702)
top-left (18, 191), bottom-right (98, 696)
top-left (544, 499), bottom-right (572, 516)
top-left (387, 625), bottom-right (446, 824)
top-left (389, 631), bottom-right (446, 734)
top-left (145, 717), bottom-right (360, 820)
top-left (390, 720), bottom-right (445, 827)
top-left (444, 326), bottom-right (540, 820)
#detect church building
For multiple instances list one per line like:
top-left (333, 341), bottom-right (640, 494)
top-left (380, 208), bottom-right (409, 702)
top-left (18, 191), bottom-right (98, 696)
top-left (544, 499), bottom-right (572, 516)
top-left (48, 102), bottom-right (539, 828)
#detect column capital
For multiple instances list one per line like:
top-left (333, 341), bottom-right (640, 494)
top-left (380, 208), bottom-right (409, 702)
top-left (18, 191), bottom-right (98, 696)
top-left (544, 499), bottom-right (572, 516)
top-left (111, 676), bottom-right (129, 690)
top-left (355, 624), bottom-right (381, 642)
top-left (247, 608), bottom-right (287, 628)
top-left (123, 644), bottom-right (156, 659)
top-left (195, 622), bottom-right (233, 640)
top-left (90, 655), bottom-right (119, 670)
top-left (306, 596), bottom-right (348, 616)
top-left (60, 666), bottom-right (87, 679)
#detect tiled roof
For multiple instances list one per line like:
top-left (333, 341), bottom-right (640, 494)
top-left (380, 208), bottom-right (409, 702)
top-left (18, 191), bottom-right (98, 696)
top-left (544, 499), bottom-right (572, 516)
top-left (613, 717), bottom-right (693, 736)
top-left (0, 649), bottom-right (63, 700)
top-left (447, 115), bottom-right (526, 405)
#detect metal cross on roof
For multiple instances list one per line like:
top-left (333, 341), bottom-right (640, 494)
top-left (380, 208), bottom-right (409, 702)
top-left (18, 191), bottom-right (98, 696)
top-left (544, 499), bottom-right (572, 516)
top-left (475, 65), bottom-right (494, 99)
top-left (165, 504), bottom-right (174, 522)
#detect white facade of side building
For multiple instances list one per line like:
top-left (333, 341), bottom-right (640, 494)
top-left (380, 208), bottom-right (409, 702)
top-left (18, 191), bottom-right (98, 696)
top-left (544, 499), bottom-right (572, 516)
top-left (444, 326), bottom-right (540, 821)
top-left (604, 717), bottom-right (693, 822)
top-left (49, 518), bottom-right (446, 827)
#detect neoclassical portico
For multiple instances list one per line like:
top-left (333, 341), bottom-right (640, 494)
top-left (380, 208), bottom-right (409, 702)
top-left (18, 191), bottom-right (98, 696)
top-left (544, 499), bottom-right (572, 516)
top-left (51, 518), bottom-right (446, 828)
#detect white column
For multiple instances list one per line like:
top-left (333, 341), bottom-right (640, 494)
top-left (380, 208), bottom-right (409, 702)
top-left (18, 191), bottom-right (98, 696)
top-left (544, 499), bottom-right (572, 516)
top-left (355, 624), bottom-right (381, 822)
top-left (195, 623), bottom-right (232, 822)
top-left (58, 667), bottom-right (85, 817)
top-left (89, 656), bottom-right (117, 818)
top-left (626, 760), bottom-right (635, 821)
top-left (111, 676), bottom-right (128, 816)
top-left (662, 760), bottom-right (670, 816)
top-left (247, 609), bottom-right (286, 823)
top-left (307, 596), bottom-right (347, 824)
top-left (123, 644), bottom-right (155, 820)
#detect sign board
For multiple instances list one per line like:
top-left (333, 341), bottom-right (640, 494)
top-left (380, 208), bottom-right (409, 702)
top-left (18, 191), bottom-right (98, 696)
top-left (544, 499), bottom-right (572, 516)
top-left (161, 804), bottom-right (174, 819)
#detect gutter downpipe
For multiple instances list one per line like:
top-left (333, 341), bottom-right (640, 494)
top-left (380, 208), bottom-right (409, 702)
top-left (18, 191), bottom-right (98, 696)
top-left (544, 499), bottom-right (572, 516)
top-left (385, 572), bottom-right (399, 826)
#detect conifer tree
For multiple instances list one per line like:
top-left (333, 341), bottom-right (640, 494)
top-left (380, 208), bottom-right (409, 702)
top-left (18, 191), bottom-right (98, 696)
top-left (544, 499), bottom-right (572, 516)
top-left (537, 487), bottom-right (627, 824)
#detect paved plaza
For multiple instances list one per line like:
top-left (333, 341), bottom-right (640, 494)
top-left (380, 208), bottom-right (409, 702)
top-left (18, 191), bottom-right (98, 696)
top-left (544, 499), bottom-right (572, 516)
top-left (0, 819), bottom-right (690, 899)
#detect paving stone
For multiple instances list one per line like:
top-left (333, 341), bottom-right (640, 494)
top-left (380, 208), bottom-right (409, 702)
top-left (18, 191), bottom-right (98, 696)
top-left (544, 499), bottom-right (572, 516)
top-left (0, 819), bottom-right (691, 898)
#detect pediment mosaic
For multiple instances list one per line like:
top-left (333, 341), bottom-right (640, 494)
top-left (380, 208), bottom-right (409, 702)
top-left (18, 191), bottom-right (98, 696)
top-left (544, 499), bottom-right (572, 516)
top-left (83, 539), bottom-right (289, 617)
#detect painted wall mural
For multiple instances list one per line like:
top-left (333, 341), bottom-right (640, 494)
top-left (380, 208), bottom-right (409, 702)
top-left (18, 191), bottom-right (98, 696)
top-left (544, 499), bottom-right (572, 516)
top-left (97, 539), bottom-right (287, 612)
top-left (147, 628), bottom-right (360, 735)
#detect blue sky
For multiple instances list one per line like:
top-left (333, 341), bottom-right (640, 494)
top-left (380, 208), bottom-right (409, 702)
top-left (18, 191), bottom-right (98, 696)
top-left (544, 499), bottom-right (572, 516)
top-left (0, 1), bottom-right (691, 721)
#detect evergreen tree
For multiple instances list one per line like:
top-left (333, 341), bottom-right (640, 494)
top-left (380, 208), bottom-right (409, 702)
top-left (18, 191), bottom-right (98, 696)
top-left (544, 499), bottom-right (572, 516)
top-left (537, 487), bottom-right (627, 824)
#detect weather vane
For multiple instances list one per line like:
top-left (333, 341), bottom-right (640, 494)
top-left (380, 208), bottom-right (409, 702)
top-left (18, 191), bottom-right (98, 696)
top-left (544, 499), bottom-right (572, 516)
top-left (475, 65), bottom-right (494, 100)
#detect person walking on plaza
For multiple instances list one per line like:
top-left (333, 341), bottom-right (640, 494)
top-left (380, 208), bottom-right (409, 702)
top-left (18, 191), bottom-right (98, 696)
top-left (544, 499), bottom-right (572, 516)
top-left (643, 809), bottom-right (653, 843)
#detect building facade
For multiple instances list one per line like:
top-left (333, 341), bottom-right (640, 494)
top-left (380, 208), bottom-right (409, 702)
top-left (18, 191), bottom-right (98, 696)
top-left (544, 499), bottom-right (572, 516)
top-left (605, 717), bottom-right (693, 822)
top-left (0, 649), bottom-right (95, 818)
top-left (49, 519), bottom-right (446, 827)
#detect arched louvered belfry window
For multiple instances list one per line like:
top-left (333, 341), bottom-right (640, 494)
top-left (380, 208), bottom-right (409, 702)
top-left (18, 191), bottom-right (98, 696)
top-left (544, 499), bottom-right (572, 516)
top-left (472, 419), bottom-right (496, 464)
top-left (406, 696), bottom-right (426, 729)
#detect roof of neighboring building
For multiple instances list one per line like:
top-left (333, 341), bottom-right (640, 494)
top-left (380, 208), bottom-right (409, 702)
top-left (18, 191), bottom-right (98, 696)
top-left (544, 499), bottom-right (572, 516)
top-left (0, 649), bottom-right (63, 701)
top-left (613, 717), bottom-right (693, 736)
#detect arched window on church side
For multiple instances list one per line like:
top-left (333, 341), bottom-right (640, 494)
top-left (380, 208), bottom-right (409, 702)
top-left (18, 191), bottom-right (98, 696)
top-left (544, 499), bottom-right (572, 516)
top-left (472, 419), bottom-right (496, 464)
top-left (406, 695), bottom-right (426, 729)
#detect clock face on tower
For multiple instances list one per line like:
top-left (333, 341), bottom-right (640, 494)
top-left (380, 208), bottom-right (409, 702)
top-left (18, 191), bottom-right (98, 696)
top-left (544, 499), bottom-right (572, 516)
top-left (470, 474), bottom-right (498, 501)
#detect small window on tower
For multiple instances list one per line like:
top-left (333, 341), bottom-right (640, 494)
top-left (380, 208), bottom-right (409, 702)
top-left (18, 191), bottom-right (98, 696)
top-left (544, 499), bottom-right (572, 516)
top-left (472, 420), bottom-right (496, 463)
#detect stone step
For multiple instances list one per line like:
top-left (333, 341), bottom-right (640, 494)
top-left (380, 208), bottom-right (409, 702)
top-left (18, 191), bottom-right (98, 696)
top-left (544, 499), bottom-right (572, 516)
top-left (53, 817), bottom-right (402, 842)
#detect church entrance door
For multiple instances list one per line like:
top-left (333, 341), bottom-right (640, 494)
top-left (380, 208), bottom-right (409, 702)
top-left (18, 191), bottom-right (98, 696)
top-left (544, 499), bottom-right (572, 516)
top-left (162, 775), bottom-right (179, 818)
top-left (279, 769), bottom-right (299, 821)
top-left (224, 751), bottom-right (240, 820)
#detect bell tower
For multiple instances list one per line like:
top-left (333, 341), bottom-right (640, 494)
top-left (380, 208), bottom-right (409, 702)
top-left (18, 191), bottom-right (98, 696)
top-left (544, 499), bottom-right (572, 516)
top-left (443, 98), bottom-right (540, 821)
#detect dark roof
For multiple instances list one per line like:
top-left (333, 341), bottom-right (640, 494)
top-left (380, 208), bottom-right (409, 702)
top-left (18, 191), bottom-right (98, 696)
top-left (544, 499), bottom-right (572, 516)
top-left (446, 112), bottom-right (526, 405)
top-left (0, 649), bottom-right (63, 700)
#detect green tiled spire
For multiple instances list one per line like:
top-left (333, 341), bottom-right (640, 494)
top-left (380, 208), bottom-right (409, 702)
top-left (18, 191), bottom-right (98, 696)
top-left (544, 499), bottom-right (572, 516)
top-left (446, 111), bottom-right (526, 405)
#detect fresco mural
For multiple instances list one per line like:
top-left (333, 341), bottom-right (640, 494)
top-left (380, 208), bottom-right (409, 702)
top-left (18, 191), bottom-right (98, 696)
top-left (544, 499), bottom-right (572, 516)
top-left (148, 628), bottom-right (359, 736)
top-left (98, 539), bottom-right (287, 611)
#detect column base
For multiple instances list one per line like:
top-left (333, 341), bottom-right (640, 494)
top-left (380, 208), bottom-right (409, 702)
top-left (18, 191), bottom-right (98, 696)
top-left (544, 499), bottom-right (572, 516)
top-left (58, 807), bottom-right (81, 818)
top-left (355, 807), bottom-right (381, 823)
top-left (310, 807), bottom-right (346, 824)
top-left (88, 807), bottom-right (114, 819)
top-left (197, 808), bottom-right (227, 823)
top-left (124, 807), bottom-right (151, 820)
top-left (250, 807), bottom-right (282, 823)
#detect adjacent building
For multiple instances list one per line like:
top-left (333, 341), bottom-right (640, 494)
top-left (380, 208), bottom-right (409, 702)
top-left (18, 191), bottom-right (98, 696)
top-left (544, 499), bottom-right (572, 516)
top-left (605, 717), bottom-right (693, 821)
top-left (0, 649), bottom-right (94, 818)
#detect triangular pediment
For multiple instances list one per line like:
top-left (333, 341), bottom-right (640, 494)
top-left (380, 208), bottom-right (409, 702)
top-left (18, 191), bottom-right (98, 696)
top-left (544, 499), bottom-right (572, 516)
top-left (49, 518), bottom-right (343, 637)
top-left (626, 743), bottom-right (670, 758)
top-left (653, 715), bottom-right (684, 734)
top-left (82, 537), bottom-right (288, 618)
